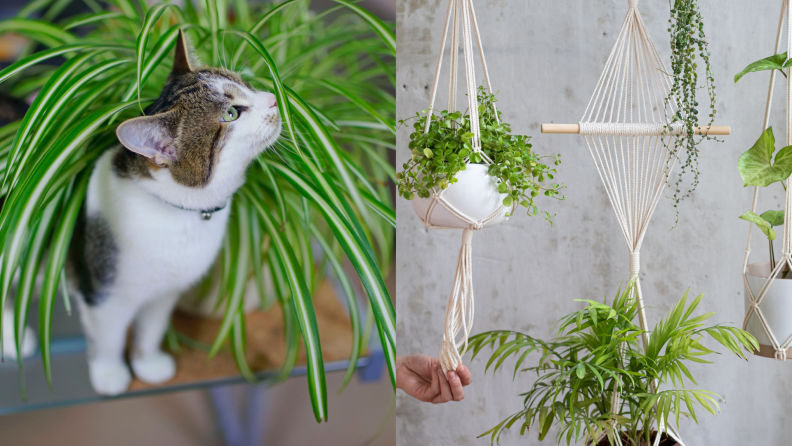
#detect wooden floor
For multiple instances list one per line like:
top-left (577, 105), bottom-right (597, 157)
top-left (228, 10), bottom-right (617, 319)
top-left (129, 280), bottom-right (355, 390)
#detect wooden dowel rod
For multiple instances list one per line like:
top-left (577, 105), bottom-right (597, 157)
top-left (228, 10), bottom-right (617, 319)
top-left (540, 123), bottom-right (731, 136)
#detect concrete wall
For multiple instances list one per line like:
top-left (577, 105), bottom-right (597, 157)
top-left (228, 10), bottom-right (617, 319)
top-left (396, 0), bottom-right (792, 445)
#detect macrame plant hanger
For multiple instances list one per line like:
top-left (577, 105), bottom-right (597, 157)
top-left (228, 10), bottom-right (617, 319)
top-left (542, 1), bottom-right (729, 445)
top-left (417, 0), bottom-right (517, 373)
top-left (742, 0), bottom-right (792, 361)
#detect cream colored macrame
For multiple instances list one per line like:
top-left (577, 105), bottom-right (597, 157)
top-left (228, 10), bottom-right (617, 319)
top-left (416, 0), bottom-right (517, 373)
top-left (741, 0), bottom-right (792, 362)
top-left (550, 0), bottom-right (696, 444)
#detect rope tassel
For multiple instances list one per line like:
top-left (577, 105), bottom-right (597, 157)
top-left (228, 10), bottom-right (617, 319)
top-left (439, 229), bottom-right (476, 373)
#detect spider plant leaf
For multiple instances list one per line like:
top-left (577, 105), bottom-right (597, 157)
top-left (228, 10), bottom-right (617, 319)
top-left (0, 100), bottom-right (145, 318)
top-left (6, 59), bottom-right (132, 192)
top-left (209, 203), bottom-right (251, 359)
top-left (248, 206), bottom-right (268, 309)
top-left (331, 0), bottom-right (395, 55)
top-left (308, 79), bottom-right (395, 134)
top-left (257, 158), bottom-right (286, 225)
top-left (0, 19), bottom-right (76, 47)
top-left (40, 171), bottom-right (91, 387)
top-left (3, 50), bottom-right (101, 192)
top-left (13, 190), bottom-right (63, 397)
top-left (230, 307), bottom-right (256, 382)
top-left (135, 3), bottom-right (179, 110)
top-left (268, 163), bottom-right (395, 349)
top-left (311, 224), bottom-right (362, 393)
top-left (268, 248), bottom-right (300, 381)
top-left (204, 0), bottom-right (220, 65)
top-left (0, 43), bottom-right (131, 85)
top-left (247, 189), bottom-right (327, 422)
top-left (107, 0), bottom-right (141, 19)
top-left (62, 11), bottom-right (128, 30)
top-left (227, 31), bottom-right (300, 156)
top-left (230, 0), bottom-right (300, 68)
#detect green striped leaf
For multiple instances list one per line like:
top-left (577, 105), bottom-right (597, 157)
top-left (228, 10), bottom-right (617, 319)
top-left (246, 187), bottom-right (327, 423)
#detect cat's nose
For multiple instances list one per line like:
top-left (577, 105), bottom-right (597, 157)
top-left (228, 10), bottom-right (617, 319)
top-left (261, 92), bottom-right (277, 109)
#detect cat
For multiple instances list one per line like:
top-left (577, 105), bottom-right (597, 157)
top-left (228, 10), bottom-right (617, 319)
top-left (1, 30), bottom-right (282, 396)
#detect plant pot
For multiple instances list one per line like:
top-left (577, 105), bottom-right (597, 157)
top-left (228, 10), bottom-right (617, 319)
top-left (744, 261), bottom-right (792, 358)
top-left (412, 163), bottom-right (510, 229)
top-left (587, 430), bottom-right (679, 446)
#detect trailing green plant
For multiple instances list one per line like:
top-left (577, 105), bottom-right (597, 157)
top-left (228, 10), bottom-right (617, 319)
top-left (737, 127), bottom-right (792, 275)
top-left (396, 86), bottom-right (564, 224)
top-left (0, 0), bottom-right (395, 422)
top-left (665, 0), bottom-right (718, 222)
top-left (467, 281), bottom-right (757, 446)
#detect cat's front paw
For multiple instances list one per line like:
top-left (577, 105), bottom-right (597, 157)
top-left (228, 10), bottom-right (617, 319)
top-left (88, 360), bottom-right (131, 396)
top-left (131, 350), bottom-right (176, 384)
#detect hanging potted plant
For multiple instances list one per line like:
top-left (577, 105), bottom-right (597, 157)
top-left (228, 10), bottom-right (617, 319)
top-left (466, 281), bottom-right (758, 446)
top-left (736, 126), bottom-right (792, 358)
top-left (397, 86), bottom-right (564, 228)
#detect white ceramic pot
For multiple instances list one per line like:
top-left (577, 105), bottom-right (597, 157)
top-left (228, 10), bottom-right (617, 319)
top-left (412, 163), bottom-right (510, 229)
top-left (744, 261), bottom-right (792, 357)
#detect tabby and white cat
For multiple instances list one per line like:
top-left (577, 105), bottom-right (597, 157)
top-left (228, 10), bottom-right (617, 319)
top-left (2, 30), bottom-right (281, 396)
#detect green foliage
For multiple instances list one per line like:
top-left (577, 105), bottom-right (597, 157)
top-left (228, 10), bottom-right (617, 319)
top-left (734, 52), bottom-right (792, 84)
top-left (761, 209), bottom-right (785, 227)
top-left (0, 0), bottom-right (395, 421)
top-left (737, 127), bottom-right (792, 269)
top-left (396, 86), bottom-right (564, 223)
top-left (739, 211), bottom-right (776, 241)
top-left (467, 281), bottom-right (757, 445)
top-left (738, 127), bottom-right (792, 188)
top-left (666, 0), bottom-right (719, 222)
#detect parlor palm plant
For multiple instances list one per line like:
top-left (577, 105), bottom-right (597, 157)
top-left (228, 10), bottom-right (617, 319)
top-left (467, 281), bottom-right (757, 445)
top-left (0, 0), bottom-right (395, 422)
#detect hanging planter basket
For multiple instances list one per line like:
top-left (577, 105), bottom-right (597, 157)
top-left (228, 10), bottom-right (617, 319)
top-left (740, 0), bottom-right (792, 363)
top-left (412, 164), bottom-right (510, 230)
top-left (744, 262), bottom-right (792, 358)
top-left (402, 0), bottom-right (517, 373)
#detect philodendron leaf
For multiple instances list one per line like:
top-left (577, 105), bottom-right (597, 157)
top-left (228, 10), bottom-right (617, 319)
top-left (761, 209), bottom-right (785, 227)
top-left (740, 211), bottom-right (777, 241)
top-left (738, 127), bottom-right (792, 187)
top-left (734, 52), bottom-right (788, 83)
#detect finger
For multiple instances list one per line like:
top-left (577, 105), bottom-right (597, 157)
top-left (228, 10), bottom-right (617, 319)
top-left (447, 370), bottom-right (465, 401)
top-left (456, 365), bottom-right (473, 386)
top-left (429, 363), bottom-right (440, 397)
top-left (433, 367), bottom-right (453, 404)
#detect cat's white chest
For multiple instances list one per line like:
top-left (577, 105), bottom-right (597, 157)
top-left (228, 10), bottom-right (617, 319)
top-left (86, 150), bottom-right (229, 301)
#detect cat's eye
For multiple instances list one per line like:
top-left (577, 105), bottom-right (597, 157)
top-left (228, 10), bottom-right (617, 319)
top-left (221, 106), bottom-right (240, 122)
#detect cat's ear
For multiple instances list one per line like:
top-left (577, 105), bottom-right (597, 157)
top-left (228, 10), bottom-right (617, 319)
top-left (171, 29), bottom-right (197, 78)
top-left (116, 113), bottom-right (178, 167)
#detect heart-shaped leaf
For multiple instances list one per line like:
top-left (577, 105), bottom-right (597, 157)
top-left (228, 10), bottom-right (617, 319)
top-left (740, 211), bottom-right (777, 241)
top-left (735, 52), bottom-right (788, 83)
top-left (760, 209), bottom-right (785, 227)
top-left (738, 127), bottom-right (792, 187)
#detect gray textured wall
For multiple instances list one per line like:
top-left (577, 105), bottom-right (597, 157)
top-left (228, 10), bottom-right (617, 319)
top-left (396, 0), bottom-right (792, 445)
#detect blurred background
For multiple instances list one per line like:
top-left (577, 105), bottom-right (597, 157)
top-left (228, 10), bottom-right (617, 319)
top-left (0, 1), bottom-right (395, 445)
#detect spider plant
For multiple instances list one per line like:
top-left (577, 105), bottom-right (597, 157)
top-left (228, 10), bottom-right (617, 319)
top-left (0, 0), bottom-right (395, 422)
top-left (467, 281), bottom-right (757, 445)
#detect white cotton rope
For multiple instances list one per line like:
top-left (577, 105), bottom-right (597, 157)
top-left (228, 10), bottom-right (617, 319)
top-left (741, 0), bottom-right (792, 362)
top-left (439, 229), bottom-right (475, 373)
top-left (575, 2), bottom-right (686, 445)
top-left (418, 0), bottom-right (511, 374)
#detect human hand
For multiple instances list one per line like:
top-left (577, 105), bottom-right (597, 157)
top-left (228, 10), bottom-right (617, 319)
top-left (395, 354), bottom-right (473, 403)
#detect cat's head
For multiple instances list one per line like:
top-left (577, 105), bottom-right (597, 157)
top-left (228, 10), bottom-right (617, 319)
top-left (114, 30), bottom-right (281, 210)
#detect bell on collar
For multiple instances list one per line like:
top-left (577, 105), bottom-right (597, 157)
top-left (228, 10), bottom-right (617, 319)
top-left (201, 211), bottom-right (213, 221)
